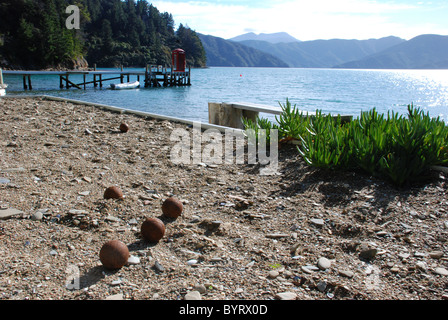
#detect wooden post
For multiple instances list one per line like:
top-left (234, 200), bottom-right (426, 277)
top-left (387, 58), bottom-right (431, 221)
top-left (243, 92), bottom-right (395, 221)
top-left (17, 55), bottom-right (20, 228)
top-left (66, 74), bottom-right (69, 89)
top-left (127, 74), bottom-right (130, 82)
top-left (0, 68), bottom-right (3, 85)
top-left (83, 74), bottom-right (86, 90)
top-left (27, 75), bottom-right (32, 90)
top-left (188, 66), bottom-right (191, 86)
top-left (60, 76), bottom-right (64, 89)
top-left (99, 74), bottom-right (103, 88)
top-left (23, 75), bottom-right (27, 90)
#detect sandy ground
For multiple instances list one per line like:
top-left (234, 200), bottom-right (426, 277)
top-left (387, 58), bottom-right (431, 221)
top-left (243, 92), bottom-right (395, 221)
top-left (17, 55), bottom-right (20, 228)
top-left (0, 96), bottom-right (447, 301)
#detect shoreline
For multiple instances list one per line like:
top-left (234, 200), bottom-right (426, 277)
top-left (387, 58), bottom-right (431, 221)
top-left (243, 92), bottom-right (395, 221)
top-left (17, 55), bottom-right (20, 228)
top-left (0, 96), bottom-right (447, 300)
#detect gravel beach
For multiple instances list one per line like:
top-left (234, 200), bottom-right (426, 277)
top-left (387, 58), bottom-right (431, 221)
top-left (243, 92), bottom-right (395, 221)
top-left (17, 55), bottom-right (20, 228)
top-left (0, 96), bottom-right (447, 300)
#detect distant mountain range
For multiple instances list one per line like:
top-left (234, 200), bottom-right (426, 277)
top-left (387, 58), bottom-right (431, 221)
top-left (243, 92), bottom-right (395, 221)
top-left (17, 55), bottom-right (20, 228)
top-left (199, 32), bottom-right (448, 69)
top-left (335, 34), bottom-right (448, 69)
top-left (198, 34), bottom-right (288, 67)
top-left (229, 32), bottom-right (300, 44)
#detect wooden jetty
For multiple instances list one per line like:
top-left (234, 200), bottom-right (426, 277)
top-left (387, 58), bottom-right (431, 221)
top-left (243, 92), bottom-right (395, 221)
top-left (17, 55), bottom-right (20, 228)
top-left (2, 65), bottom-right (191, 90)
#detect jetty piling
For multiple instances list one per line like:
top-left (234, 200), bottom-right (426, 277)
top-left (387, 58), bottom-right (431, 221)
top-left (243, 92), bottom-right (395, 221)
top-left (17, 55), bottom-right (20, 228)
top-left (2, 65), bottom-right (191, 91)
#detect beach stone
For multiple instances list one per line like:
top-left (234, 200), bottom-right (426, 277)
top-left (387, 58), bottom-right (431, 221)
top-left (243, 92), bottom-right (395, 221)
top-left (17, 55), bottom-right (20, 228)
top-left (275, 292), bottom-right (297, 300)
top-left (127, 255), bottom-right (140, 265)
top-left (317, 257), bottom-right (331, 270)
top-left (153, 261), bottom-right (165, 272)
top-left (184, 290), bottom-right (202, 300)
top-left (105, 293), bottom-right (124, 300)
top-left (31, 211), bottom-right (43, 221)
top-left (187, 259), bottom-right (198, 266)
top-left (0, 207), bottom-right (23, 220)
top-left (193, 284), bottom-right (207, 294)
top-left (310, 218), bottom-right (325, 226)
top-left (268, 270), bottom-right (280, 279)
top-left (339, 269), bottom-right (354, 278)
top-left (0, 178), bottom-right (10, 184)
top-left (434, 267), bottom-right (448, 276)
top-left (359, 246), bottom-right (378, 260)
top-left (429, 251), bottom-right (444, 259)
top-left (317, 280), bottom-right (327, 292)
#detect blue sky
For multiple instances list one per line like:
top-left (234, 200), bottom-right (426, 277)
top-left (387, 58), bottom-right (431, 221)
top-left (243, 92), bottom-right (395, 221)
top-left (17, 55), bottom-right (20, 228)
top-left (150, 0), bottom-right (448, 40)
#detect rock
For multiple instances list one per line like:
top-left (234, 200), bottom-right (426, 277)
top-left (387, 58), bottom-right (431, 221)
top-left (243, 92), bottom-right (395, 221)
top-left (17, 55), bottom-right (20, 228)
top-left (153, 261), bottom-right (165, 272)
top-left (317, 280), bottom-right (327, 292)
top-left (359, 247), bottom-right (378, 260)
top-left (339, 270), bottom-right (354, 278)
top-left (193, 284), bottom-right (207, 294)
top-left (302, 265), bottom-right (319, 273)
top-left (275, 292), bottom-right (297, 300)
top-left (105, 293), bottom-right (124, 300)
top-left (310, 218), bottom-right (325, 226)
top-left (429, 251), bottom-right (444, 259)
top-left (187, 259), bottom-right (198, 266)
top-left (184, 290), bottom-right (202, 300)
top-left (268, 270), bottom-right (280, 279)
top-left (415, 261), bottom-right (427, 271)
top-left (317, 257), bottom-right (331, 270)
top-left (127, 255), bottom-right (140, 265)
top-left (0, 178), bottom-right (10, 184)
top-left (0, 207), bottom-right (23, 220)
top-left (434, 267), bottom-right (448, 276)
top-left (31, 211), bottom-right (43, 221)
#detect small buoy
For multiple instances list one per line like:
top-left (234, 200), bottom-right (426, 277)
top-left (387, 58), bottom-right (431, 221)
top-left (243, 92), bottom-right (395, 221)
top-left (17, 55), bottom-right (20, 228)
top-left (162, 197), bottom-right (183, 219)
top-left (119, 123), bottom-right (129, 133)
top-left (104, 186), bottom-right (123, 199)
top-left (99, 240), bottom-right (130, 270)
top-left (141, 217), bottom-right (165, 243)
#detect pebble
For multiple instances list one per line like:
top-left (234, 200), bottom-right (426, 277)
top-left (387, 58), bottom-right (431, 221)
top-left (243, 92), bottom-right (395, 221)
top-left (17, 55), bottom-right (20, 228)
top-left (193, 284), bottom-right (207, 294)
top-left (359, 248), bottom-right (378, 260)
top-left (429, 251), bottom-right (444, 259)
top-left (310, 218), bottom-right (325, 226)
top-left (275, 292), bottom-right (297, 300)
top-left (105, 293), bottom-right (124, 300)
top-left (302, 265), bottom-right (319, 273)
top-left (268, 270), bottom-right (280, 279)
top-left (317, 280), bottom-right (327, 292)
top-left (127, 255), bottom-right (140, 265)
top-left (434, 267), bottom-right (448, 276)
top-left (31, 211), bottom-right (43, 221)
top-left (339, 270), bottom-right (354, 278)
top-left (317, 257), bottom-right (331, 270)
top-left (153, 261), bottom-right (165, 272)
top-left (187, 259), bottom-right (198, 266)
top-left (184, 290), bottom-right (202, 300)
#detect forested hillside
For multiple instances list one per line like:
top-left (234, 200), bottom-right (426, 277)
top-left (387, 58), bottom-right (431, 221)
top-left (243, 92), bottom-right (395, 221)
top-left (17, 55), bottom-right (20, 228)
top-left (0, 0), bottom-right (206, 70)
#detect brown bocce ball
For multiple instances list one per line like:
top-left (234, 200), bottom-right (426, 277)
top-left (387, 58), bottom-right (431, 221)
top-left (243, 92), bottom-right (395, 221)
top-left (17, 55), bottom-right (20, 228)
top-left (162, 197), bottom-right (183, 219)
top-left (99, 240), bottom-right (130, 270)
top-left (104, 186), bottom-right (123, 199)
top-left (119, 122), bottom-right (129, 133)
top-left (141, 217), bottom-right (165, 243)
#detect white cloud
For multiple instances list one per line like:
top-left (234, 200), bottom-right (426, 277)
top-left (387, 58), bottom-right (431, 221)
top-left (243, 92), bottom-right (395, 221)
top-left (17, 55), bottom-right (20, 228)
top-left (151, 0), bottom-right (448, 40)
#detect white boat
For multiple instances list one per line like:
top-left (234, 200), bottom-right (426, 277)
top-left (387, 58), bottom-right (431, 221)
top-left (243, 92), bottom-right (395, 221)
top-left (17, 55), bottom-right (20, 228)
top-left (110, 81), bottom-right (140, 90)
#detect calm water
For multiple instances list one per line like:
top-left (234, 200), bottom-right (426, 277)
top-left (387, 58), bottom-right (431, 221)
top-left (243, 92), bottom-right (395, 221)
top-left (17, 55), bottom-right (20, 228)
top-left (3, 67), bottom-right (448, 123)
